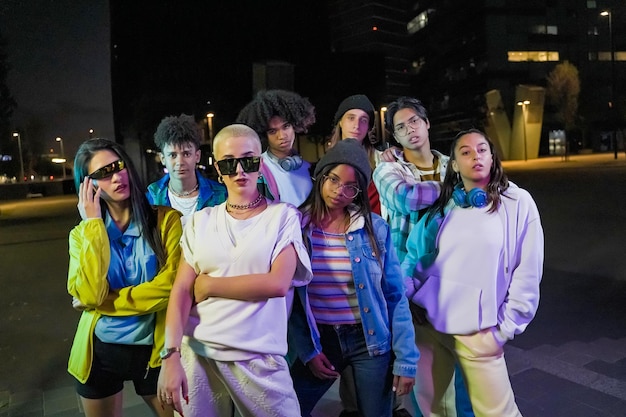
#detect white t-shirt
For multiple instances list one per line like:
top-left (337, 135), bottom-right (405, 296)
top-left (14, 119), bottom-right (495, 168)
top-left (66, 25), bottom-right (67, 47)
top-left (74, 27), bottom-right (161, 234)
top-left (262, 151), bottom-right (312, 207)
top-left (180, 201), bottom-right (312, 361)
top-left (168, 193), bottom-right (199, 227)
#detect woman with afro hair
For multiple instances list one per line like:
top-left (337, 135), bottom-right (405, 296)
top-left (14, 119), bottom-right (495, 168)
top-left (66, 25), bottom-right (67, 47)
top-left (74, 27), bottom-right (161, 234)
top-left (236, 89), bottom-right (316, 207)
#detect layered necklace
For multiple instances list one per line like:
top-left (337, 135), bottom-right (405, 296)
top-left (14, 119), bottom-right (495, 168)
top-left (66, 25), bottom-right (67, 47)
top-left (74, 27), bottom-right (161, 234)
top-left (226, 193), bottom-right (264, 211)
top-left (168, 182), bottom-right (199, 198)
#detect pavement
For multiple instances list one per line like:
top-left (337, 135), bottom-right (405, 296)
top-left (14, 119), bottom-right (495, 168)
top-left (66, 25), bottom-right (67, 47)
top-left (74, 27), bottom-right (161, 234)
top-left (1, 152), bottom-right (626, 416)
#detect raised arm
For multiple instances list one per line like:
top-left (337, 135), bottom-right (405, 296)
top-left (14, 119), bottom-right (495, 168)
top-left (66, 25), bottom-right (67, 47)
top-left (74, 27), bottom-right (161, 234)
top-left (67, 219), bottom-right (111, 307)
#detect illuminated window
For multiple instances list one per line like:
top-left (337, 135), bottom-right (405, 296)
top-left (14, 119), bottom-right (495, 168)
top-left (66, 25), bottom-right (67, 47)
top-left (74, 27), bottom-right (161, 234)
top-left (508, 51), bottom-right (560, 62)
top-left (594, 51), bottom-right (626, 61)
top-left (531, 25), bottom-right (558, 35)
top-left (407, 11), bottom-right (429, 34)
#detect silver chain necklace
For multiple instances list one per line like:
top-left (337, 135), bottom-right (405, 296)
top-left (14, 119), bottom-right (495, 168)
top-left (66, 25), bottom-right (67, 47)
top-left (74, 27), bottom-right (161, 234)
top-left (226, 193), bottom-right (264, 210)
top-left (168, 182), bottom-right (199, 198)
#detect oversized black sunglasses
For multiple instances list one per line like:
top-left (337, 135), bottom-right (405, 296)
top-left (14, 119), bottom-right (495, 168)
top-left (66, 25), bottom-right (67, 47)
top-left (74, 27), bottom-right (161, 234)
top-left (89, 160), bottom-right (126, 179)
top-left (216, 156), bottom-right (261, 175)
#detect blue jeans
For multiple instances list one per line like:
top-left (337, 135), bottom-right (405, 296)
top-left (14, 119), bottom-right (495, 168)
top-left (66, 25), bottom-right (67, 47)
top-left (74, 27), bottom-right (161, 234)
top-left (291, 323), bottom-right (393, 417)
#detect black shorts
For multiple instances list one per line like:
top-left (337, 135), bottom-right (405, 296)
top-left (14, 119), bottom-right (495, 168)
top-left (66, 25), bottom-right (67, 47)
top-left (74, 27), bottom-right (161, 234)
top-left (76, 336), bottom-right (160, 399)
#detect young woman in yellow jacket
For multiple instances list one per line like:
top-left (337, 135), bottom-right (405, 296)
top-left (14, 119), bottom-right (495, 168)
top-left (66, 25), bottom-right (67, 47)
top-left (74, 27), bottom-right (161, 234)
top-left (67, 138), bottom-right (182, 417)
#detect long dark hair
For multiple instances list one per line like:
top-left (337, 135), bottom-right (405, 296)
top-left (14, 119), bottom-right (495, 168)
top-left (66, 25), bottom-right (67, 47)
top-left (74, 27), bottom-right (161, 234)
top-left (426, 128), bottom-right (509, 223)
top-left (73, 138), bottom-right (167, 267)
top-left (300, 163), bottom-right (382, 266)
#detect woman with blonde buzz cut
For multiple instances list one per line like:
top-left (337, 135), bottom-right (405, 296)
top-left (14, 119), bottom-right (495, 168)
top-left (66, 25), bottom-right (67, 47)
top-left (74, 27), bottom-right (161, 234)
top-left (158, 124), bottom-right (313, 417)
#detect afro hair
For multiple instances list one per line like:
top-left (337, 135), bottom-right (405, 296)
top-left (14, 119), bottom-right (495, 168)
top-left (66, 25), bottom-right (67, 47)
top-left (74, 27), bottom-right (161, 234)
top-left (236, 90), bottom-right (316, 140)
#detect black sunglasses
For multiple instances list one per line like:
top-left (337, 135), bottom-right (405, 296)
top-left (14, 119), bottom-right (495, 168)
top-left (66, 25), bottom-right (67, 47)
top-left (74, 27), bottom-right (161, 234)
top-left (216, 156), bottom-right (261, 175)
top-left (89, 160), bottom-right (126, 179)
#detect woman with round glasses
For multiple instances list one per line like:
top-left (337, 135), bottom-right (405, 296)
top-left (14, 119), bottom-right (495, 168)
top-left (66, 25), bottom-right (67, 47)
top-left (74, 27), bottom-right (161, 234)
top-left (158, 124), bottom-right (312, 417)
top-left (289, 139), bottom-right (418, 417)
top-left (67, 138), bottom-right (183, 417)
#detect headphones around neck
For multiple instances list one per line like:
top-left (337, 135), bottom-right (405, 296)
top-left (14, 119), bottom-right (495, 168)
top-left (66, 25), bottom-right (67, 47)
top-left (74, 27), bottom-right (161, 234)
top-left (268, 151), bottom-right (303, 171)
top-left (452, 182), bottom-right (488, 208)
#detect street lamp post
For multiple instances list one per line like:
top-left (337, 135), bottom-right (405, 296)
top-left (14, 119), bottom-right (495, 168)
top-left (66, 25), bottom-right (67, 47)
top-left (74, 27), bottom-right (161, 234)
top-left (601, 9), bottom-right (617, 159)
top-left (206, 113), bottom-right (215, 143)
top-left (380, 106), bottom-right (388, 146)
top-left (12, 132), bottom-right (25, 182)
top-left (56, 137), bottom-right (66, 179)
top-left (89, 129), bottom-right (94, 139)
top-left (517, 100), bottom-right (530, 161)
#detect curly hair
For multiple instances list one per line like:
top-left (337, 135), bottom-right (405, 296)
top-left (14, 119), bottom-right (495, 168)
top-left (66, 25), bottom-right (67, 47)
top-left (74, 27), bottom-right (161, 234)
top-left (236, 90), bottom-right (316, 142)
top-left (153, 113), bottom-right (202, 151)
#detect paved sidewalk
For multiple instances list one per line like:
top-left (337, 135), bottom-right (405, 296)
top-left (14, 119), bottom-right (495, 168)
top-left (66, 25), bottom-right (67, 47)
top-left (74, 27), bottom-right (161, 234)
top-left (3, 336), bottom-right (626, 416)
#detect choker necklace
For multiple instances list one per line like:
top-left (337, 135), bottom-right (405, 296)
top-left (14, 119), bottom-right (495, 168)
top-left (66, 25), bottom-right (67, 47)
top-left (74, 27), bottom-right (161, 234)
top-left (226, 193), bottom-right (264, 211)
top-left (168, 182), bottom-right (199, 198)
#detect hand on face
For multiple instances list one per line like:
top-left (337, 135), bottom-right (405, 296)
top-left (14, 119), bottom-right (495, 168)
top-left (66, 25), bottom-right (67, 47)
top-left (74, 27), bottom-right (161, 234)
top-left (77, 177), bottom-right (102, 220)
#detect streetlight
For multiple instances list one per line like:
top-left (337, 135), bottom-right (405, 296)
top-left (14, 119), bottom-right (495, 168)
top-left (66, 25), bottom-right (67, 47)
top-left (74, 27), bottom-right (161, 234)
top-left (206, 113), bottom-right (215, 143)
top-left (89, 129), bottom-right (94, 139)
top-left (56, 137), bottom-right (66, 179)
top-left (517, 100), bottom-right (530, 161)
top-left (379, 106), bottom-right (388, 145)
top-left (601, 9), bottom-right (617, 159)
top-left (12, 132), bottom-right (25, 182)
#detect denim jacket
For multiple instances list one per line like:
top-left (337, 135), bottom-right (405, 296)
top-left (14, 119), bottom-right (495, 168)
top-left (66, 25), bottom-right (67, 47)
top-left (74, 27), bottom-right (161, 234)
top-left (289, 211), bottom-right (419, 378)
top-left (146, 171), bottom-right (227, 210)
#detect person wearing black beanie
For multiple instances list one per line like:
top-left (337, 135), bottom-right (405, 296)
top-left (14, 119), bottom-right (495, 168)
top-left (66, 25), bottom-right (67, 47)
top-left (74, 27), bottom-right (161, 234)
top-left (328, 94), bottom-right (376, 150)
top-left (290, 137), bottom-right (418, 417)
top-left (313, 139), bottom-right (371, 193)
top-left (326, 94), bottom-right (383, 217)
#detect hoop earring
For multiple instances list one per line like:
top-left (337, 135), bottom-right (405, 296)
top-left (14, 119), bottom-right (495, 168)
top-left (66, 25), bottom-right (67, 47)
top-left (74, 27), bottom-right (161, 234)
top-left (218, 176), bottom-right (224, 184)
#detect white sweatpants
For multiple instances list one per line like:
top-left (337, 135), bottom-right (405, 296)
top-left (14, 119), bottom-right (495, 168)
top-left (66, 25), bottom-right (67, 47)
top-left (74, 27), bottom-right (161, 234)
top-left (414, 324), bottom-right (522, 417)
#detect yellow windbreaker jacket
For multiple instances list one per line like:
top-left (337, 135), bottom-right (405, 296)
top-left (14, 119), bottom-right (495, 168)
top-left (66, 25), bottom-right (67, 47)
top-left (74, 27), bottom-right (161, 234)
top-left (67, 206), bottom-right (182, 383)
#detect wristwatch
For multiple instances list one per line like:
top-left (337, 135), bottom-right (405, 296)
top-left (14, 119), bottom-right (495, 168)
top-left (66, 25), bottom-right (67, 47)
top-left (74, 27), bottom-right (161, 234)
top-left (159, 346), bottom-right (181, 360)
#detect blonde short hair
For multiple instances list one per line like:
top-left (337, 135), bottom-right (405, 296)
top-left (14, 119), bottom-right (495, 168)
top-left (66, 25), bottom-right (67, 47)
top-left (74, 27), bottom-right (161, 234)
top-left (212, 124), bottom-right (262, 157)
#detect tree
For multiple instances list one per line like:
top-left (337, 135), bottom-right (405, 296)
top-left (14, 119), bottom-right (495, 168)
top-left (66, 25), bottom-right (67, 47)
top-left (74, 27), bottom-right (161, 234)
top-left (546, 61), bottom-right (580, 148)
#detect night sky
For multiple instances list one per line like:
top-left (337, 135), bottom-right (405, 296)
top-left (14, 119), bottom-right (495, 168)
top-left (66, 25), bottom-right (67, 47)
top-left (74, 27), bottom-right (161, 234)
top-left (1, 0), bottom-right (114, 156)
top-left (0, 0), bottom-right (347, 158)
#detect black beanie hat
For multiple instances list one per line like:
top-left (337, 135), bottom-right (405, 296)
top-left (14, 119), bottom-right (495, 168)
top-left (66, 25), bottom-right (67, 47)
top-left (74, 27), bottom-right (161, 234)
top-left (333, 94), bottom-right (375, 131)
top-left (314, 139), bottom-right (371, 191)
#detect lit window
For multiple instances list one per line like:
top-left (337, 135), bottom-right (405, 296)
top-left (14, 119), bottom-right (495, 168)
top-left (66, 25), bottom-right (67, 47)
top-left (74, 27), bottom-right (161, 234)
top-left (508, 51), bottom-right (560, 62)
top-left (531, 25), bottom-right (558, 35)
top-left (596, 51), bottom-right (626, 61)
top-left (407, 11), bottom-right (429, 34)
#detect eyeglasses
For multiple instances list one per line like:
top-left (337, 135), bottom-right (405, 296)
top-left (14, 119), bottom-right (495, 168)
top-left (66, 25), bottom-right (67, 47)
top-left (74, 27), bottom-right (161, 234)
top-left (323, 175), bottom-right (361, 199)
top-left (89, 160), bottom-right (126, 179)
top-left (393, 116), bottom-right (425, 136)
top-left (216, 156), bottom-right (261, 175)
